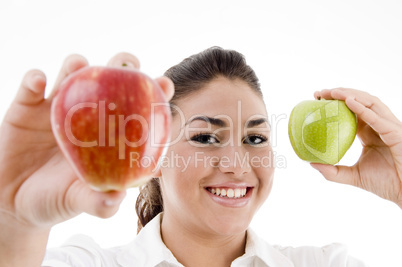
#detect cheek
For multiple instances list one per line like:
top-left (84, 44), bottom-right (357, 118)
top-left (250, 145), bottom-right (275, 168)
top-left (162, 141), bottom-right (217, 180)
top-left (160, 147), bottom-right (204, 206)
top-left (252, 147), bottom-right (275, 197)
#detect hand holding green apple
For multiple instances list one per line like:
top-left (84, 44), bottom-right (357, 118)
top-left (305, 88), bottom-right (402, 208)
top-left (288, 99), bottom-right (357, 165)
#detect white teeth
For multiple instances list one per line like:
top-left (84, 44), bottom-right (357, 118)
top-left (227, 189), bottom-right (234, 198)
top-left (221, 189), bottom-right (227, 197)
top-left (234, 189), bottom-right (241, 198)
top-left (207, 187), bottom-right (247, 198)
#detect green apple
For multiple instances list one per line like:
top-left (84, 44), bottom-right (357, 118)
top-left (288, 99), bottom-right (357, 165)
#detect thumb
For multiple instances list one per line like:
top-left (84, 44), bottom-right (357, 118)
top-left (15, 70), bottom-right (47, 105)
top-left (69, 183), bottom-right (127, 219)
top-left (310, 163), bottom-right (359, 187)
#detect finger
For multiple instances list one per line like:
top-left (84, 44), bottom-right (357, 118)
top-left (107, 52), bottom-right (140, 69)
top-left (49, 54), bottom-right (89, 99)
top-left (93, 190), bottom-right (127, 218)
top-left (335, 88), bottom-right (397, 121)
top-left (310, 163), bottom-right (360, 188)
top-left (314, 89), bottom-right (331, 100)
top-left (155, 76), bottom-right (175, 101)
top-left (71, 185), bottom-right (127, 219)
top-left (345, 96), bottom-right (402, 147)
top-left (316, 88), bottom-right (398, 122)
top-left (355, 117), bottom-right (383, 147)
top-left (15, 69), bottom-right (47, 105)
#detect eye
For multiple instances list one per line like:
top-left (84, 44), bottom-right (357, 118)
top-left (190, 133), bottom-right (219, 145)
top-left (243, 134), bottom-right (268, 146)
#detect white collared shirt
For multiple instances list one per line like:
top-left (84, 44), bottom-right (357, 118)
top-left (42, 213), bottom-right (367, 267)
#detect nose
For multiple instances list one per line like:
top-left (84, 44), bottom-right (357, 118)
top-left (218, 145), bottom-right (251, 177)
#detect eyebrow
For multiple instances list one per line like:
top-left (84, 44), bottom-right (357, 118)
top-left (185, 116), bottom-right (226, 127)
top-left (245, 118), bottom-right (269, 128)
top-left (185, 116), bottom-right (269, 128)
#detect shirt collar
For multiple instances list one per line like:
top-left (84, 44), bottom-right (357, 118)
top-left (117, 213), bottom-right (293, 267)
top-left (117, 213), bottom-right (182, 266)
top-left (233, 228), bottom-right (294, 267)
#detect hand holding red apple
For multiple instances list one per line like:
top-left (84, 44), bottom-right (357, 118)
top-left (0, 52), bottom-right (174, 266)
top-left (311, 88), bottom-right (402, 208)
top-left (0, 53), bottom-right (173, 236)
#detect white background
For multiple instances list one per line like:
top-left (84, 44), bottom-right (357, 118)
top-left (1, 0), bottom-right (402, 266)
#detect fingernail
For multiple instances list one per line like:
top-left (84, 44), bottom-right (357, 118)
top-left (104, 199), bottom-right (120, 206)
top-left (28, 74), bottom-right (45, 93)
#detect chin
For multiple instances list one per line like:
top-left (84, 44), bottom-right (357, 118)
top-left (204, 212), bottom-right (253, 236)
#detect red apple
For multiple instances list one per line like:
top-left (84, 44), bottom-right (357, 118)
top-left (51, 66), bottom-right (171, 191)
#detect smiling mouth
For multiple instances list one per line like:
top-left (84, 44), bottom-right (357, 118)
top-left (205, 187), bottom-right (250, 199)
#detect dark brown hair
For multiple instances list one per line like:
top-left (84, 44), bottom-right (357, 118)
top-left (135, 46), bottom-right (262, 233)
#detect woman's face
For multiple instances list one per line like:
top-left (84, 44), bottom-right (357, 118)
top-left (159, 76), bottom-right (275, 236)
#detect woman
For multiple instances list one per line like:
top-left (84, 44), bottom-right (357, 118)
top-left (0, 47), bottom-right (400, 266)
